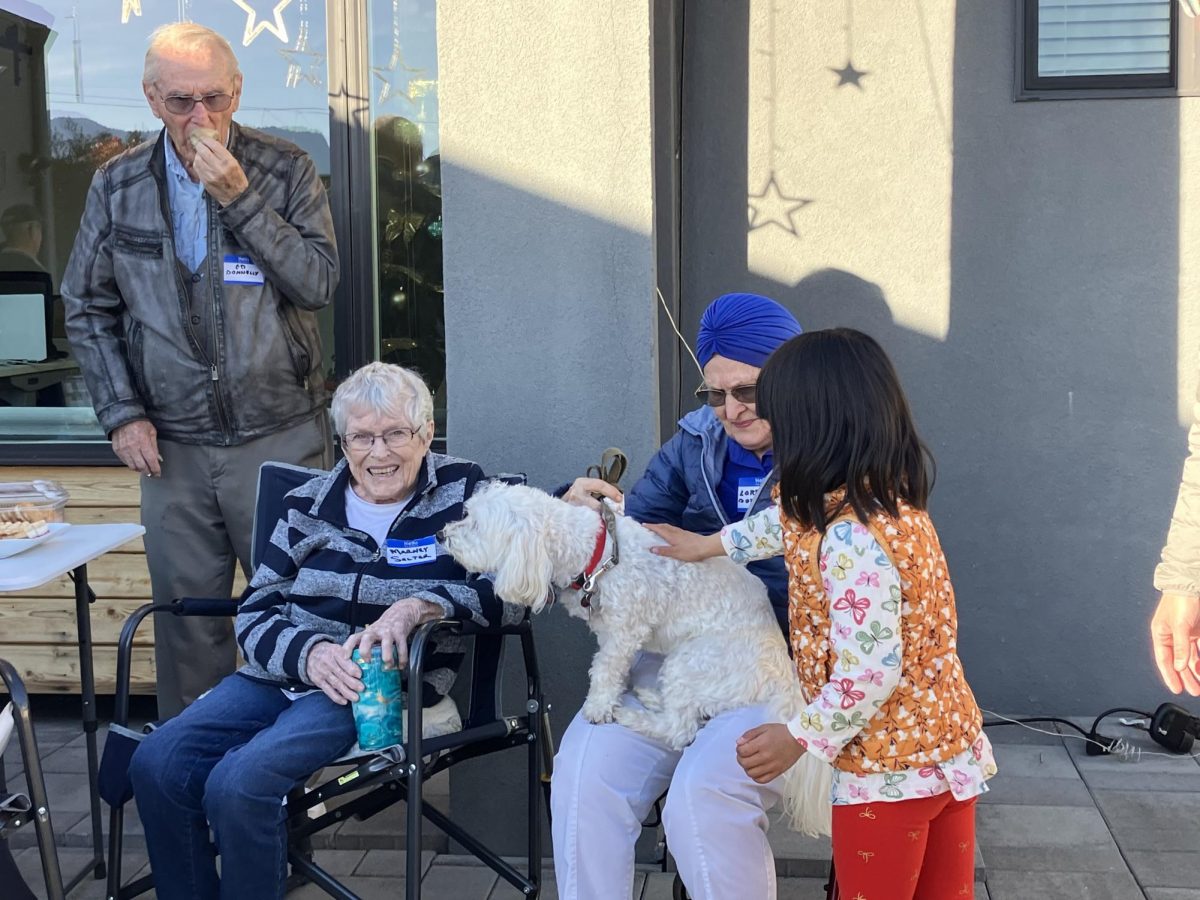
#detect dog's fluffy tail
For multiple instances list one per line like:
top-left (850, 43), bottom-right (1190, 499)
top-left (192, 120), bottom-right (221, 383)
top-left (767, 669), bottom-right (833, 837)
top-left (779, 751), bottom-right (833, 837)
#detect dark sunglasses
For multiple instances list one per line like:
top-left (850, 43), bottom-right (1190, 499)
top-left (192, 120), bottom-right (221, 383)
top-left (159, 91), bottom-right (234, 116)
top-left (694, 383), bottom-right (757, 408)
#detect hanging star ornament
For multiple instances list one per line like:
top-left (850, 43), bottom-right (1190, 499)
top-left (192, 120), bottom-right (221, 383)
top-left (121, 0), bottom-right (143, 23)
top-left (747, 173), bottom-right (812, 236)
top-left (279, 47), bottom-right (324, 88)
top-left (829, 60), bottom-right (868, 89)
top-left (231, 0), bottom-right (293, 47)
top-left (371, 65), bottom-right (426, 107)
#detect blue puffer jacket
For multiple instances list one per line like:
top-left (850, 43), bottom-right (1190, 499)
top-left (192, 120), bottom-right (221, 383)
top-left (625, 407), bottom-right (789, 632)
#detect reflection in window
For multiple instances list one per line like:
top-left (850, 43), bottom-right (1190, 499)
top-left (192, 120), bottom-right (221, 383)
top-left (369, 1), bottom-right (444, 428)
top-left (0, 0), bottom-right (331, 445)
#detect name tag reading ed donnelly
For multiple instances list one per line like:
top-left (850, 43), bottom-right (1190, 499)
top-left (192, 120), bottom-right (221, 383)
top-left (385, 535), bottom-right (438, 568)
top-left (223, 254), bottom-right (265, 284)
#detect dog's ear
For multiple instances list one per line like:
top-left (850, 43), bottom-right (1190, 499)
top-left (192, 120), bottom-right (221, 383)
top-left (493, 524), bottom-right (555, 609)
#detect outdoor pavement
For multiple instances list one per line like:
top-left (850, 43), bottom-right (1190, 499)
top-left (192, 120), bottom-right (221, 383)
top-left (2, 710), bottom-right (1199, 899)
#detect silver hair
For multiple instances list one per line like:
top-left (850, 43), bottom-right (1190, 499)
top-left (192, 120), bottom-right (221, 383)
top-left (143, 23), bottom-right (240, 85)
top-left (331, 362), bottom-right (434, 435)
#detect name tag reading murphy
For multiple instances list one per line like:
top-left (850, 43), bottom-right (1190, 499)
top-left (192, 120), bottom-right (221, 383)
top-left (223, 254), bottom-right (265, 284)
top-left (737, 477), bottom-right (765, 512)
top-left (385, 535), bottom-right (438, 568)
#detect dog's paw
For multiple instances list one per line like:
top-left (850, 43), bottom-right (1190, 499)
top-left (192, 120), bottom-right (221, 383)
top-left (581, 697), bottom-right (617, 724)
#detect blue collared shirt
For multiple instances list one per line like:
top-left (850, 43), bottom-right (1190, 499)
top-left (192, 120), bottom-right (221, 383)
top-left (163, 134), bottom-right (207, 273)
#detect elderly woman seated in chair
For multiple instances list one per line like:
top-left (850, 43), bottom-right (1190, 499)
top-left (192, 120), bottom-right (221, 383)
top-left (128, 362), bottom-right (509, 900)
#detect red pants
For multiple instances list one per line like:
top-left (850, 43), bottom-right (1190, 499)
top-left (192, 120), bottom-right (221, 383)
top-left (832, 793), bottom-right (977, 900)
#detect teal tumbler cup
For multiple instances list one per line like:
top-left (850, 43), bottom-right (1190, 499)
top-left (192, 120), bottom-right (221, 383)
top-left (351, 645), bottom-right (404, 750)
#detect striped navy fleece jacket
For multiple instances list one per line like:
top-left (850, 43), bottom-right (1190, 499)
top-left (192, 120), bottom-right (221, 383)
top-left (235, 453), bottom-right (521, 707)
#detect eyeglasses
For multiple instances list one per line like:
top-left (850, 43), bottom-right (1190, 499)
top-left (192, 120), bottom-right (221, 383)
top-left (158, 88), bottom-right (234, 116)
top-left (339, 428), bottom-right (422, 452)
top-left (695, 383), bottom-right (757, 408)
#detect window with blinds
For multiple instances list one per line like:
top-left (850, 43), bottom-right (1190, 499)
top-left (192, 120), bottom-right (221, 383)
top-left (1021, 0), bottom-right (1186, 93)
top-left (1036, 0), bottom-right (1172, 77)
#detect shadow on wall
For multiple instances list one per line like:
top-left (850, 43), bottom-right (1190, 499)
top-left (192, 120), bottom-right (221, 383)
top-left (677, 0), bottom-right (1184, 714)
top-left (445, 0), bottom-right (1187, 857)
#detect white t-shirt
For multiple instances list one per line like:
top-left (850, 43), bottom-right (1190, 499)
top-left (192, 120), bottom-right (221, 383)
top-left (344, 484), bottom-right (411, 547)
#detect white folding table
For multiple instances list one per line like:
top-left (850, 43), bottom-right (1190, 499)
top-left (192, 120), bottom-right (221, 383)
top-left (0, 522), bottom-right (145, 898)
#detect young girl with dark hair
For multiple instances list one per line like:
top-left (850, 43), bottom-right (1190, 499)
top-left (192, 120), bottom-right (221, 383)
top-left (650, 328), bottom-right (997, 899)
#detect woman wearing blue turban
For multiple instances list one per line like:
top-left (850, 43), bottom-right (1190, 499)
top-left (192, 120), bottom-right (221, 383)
top-left (554, 293), bottom-right (803, 900)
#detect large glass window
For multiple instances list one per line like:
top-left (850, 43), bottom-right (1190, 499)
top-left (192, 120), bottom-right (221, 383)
top-left (0, 0), bottom-right (332, 450)
top-left (367, 0), bottom-right (444, 430)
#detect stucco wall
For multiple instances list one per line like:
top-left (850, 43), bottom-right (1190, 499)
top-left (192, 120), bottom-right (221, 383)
top-left (681, 0), bottom-right (1191, 714)
top-left (438, 0), bottom-right (658, 854)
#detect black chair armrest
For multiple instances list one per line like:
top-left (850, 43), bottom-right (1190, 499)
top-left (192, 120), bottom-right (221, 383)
top-left (173, 597), bottom-right (240, 616)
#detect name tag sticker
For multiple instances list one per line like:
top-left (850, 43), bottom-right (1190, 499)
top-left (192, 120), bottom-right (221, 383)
top-left (737, 477), bottom-right (765, 512)
top-left (385, 535), bottom-right (438, 568)
top-left (223, 254), bottom-right (264, 284)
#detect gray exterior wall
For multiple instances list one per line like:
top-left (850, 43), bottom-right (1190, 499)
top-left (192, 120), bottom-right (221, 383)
top-left (679, 0), bottom-right (1190, 714)
top-left (438, 0), bottom-right (660, 853)
top-left (438, 0), bottom-right (1197, 855)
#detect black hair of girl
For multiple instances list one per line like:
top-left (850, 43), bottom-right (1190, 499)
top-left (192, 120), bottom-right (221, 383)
top-left (757, 328), bottom-right (935, 532)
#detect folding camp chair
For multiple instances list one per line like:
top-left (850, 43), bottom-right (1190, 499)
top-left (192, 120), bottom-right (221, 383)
top-left (100, 462), bottom-right (551, 900)
top-left (0, 659), bottom-right (63, 900)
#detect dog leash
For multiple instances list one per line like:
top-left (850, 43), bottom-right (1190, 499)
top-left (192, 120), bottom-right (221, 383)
top-left (575, 503), bottom-right (620, 611)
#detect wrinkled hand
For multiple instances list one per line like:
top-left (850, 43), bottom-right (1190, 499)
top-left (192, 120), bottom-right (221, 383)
top-left (1151, 591), bottom-right (1200, 696)
top-left (736, 723), bottom-right (806, 784)
top-left (111, 420), bottom-right (161, 477)
top-left (644, 523), bottom-right (724, 562)
top-left (306, 640), bottom-right (363, 705)
top-left (191, 137), bottom-right (249, 207)
top-left (564, 477), bottom-right (623, 510)
top-left (343, 598), bottom-right (443, 670)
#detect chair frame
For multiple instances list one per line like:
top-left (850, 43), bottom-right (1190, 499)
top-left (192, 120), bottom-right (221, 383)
top-left (102, 462), bottom-right (551, 900)
top-left (0, 658), bottom-right (65, 900)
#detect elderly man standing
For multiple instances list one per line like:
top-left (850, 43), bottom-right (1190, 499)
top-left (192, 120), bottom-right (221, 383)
top-left (62, 23), bottom-right (338, 719)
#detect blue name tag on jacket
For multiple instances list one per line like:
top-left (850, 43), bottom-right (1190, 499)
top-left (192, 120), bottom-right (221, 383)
top-left (737, 477), bottom-right (765, 511)
top-left (223, 254), bottom-right (265, 284)
top-left (385, 535), bottom-right (438, 567)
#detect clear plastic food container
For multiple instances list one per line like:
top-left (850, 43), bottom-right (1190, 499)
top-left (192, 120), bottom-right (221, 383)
top-left (0, 480), bottom-right (70, 526)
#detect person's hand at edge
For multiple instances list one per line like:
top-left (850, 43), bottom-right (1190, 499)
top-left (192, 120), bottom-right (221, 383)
top-left (306, 640), bottom-right (363, 705)
top-left (1151, 591), bottom-right (1200, 696)
top-left (563, 477), bottom-right (623, 510)
top-left (736, 723), bottom-right (805, 783)
top-left (644, 523), bottom-right (725, 562)
top-left (111, 420), bottom-right (162, 477)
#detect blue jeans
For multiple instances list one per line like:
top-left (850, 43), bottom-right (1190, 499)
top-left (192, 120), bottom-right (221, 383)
top-left (128, 673), bottom-right (356, 900)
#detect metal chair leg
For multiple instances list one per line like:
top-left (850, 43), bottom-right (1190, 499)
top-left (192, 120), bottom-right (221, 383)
top-left (0, 659), bottom-right (65, 900)
top-left (825, 858), bottom-right (838, 899)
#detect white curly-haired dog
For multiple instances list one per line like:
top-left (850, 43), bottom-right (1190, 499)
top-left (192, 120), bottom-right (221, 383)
top-left (440, 480), bottom-right (831, 836)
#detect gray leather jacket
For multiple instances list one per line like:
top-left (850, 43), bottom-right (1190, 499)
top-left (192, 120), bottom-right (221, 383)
top-left (63, 124), bottom-right (338, 445)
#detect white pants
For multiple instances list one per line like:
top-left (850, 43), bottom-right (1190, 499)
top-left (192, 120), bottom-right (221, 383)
top-left (551, 655), bottom-right (784, 900)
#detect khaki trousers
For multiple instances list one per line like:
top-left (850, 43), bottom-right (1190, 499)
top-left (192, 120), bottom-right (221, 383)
top-left (140, 412), bottom-right (331, 720)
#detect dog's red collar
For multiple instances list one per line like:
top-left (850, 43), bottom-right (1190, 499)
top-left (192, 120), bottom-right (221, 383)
top-left (568, 515), bottom-right (608, 591)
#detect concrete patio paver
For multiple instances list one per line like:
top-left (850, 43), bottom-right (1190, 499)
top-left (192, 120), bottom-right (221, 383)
top-left (4, 711), bottom-right (1200, 898)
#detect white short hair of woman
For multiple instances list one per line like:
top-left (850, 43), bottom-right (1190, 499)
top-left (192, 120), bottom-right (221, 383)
top-left (331, 362), bottom-right (434, 435)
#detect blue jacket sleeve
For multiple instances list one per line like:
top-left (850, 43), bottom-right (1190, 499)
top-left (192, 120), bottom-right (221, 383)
top-left (625, 431), bottom-right (692, 527)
